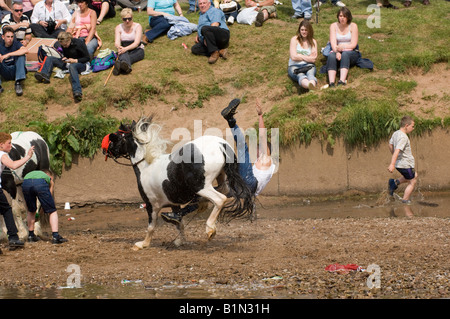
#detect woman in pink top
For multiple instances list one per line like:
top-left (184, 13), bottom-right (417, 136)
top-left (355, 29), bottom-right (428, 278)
top-left (113, 8), bottom-right (145, 76)
top-left (67, 0), bottom-right (99, 57)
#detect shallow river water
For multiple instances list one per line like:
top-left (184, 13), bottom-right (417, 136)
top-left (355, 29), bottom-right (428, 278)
top-left (1, 193), bottom-right (449, 300)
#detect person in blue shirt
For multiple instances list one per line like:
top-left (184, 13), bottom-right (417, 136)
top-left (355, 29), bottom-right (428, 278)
top-left (0, 26), bottom-right (27, 96)
top-left (191, 0), bottom-right (229, 64)
top-left (143, 0), bottom-right (183, 44)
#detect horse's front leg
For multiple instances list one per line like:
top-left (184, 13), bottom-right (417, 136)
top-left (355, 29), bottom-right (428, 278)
top-left (133, 203), bottom-right (159, 250)
top-left (173, 221), bottom-right (186, 247)
top-left (198, 188), bottom-right (227, 241)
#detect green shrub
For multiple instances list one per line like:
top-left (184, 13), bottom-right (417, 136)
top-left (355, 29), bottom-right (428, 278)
top-left (29, 111), bottom-right (118, 175)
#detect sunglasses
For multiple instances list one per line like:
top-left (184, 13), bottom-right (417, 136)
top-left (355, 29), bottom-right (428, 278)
top-left (14, 9), bottom-right (23, 12)
top-left (122, 17), bottom-right (132, 22)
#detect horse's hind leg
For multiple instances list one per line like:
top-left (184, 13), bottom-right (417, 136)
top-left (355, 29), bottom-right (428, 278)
top-left (133, 205), bottom-right (159, 250)
top-left (197, 187), bottom-right (227, 240)
top-left (214, 171), bottom-right (229, 196)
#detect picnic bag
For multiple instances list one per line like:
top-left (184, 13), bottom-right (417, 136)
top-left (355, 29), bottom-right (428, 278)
top-left (219, 1), bottom-right (238, 12)
top-left (37, 44), bottom-right (63, 63)
top-left (90, 49), bottom-right (117, 72)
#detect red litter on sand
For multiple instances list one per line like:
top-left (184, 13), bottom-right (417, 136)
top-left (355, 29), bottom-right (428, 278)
top-left (325, 263), bottom-right (362, 274)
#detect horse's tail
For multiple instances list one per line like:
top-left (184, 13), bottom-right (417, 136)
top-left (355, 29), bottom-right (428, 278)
top-left (219, 143), bottom-right (255, 222)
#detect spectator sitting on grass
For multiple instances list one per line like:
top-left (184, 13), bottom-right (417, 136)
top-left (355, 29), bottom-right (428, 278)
top-left (245, 0), bottom-right (277, 27)
top-left (1, 1), bottom-right (33, 47)
top-left (143, 0), bottom-right (184, 44)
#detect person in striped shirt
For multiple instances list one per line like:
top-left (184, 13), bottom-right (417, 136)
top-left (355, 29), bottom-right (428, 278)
top-left (1, 1), bottom-right (32, 46)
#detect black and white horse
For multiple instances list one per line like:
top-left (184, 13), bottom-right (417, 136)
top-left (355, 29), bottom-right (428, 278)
top-left (102, 117), bottom-right (254, 250)
top-left (0, 131), bottom-right (51, 240)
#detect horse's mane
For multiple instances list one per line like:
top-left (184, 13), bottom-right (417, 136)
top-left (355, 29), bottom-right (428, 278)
top-left (132, 116), bottom-right (171, 164)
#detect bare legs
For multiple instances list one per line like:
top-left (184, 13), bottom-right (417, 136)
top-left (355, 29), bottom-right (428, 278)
top-left (398, 174), bottom-right (418, 201)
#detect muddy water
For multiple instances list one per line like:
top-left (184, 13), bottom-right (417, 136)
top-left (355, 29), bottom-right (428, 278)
top-left (0, 282), bottom-right (296, 299)
top-left (261, 193), bottom-right (450, 220)
top-left (1, 193), bottom-right (448, 300)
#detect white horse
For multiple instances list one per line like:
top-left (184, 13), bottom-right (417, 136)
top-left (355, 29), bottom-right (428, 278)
top-left (0, 131), bottom-right (51, 241)
top-left (102, 117), bottom-right (254, 250)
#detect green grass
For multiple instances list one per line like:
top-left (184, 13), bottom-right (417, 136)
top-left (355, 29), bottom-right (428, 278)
top-left (0, 0), bottom-right (449, 165)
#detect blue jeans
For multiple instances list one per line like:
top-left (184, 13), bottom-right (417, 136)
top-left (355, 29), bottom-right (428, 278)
top-left (145, 15), bottom-right (171, 43)
top-left (80, 36), bottom-right (98, 58)
top-left (188, 0), bottom-right (198, 11)
top-left (231, 124), bottom-right (258, 194)
top-left (292, 0), bottom-right (312, 17)
top-left (0, 55), bottom-right (26, 85)
top-left (288, 64), bottom-right (317, 85)
top-left (22, 179), bottom-right (56, 214)
top-left (41, 56), bottom-right (87, 94)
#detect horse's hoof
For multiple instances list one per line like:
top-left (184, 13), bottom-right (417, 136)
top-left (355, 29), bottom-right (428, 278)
top-left (133, 242), bottom-right (144, 250)
top-left (207, 229), bottom-right (216, 241)
top-left (173, 238), bottom-right (185, 247)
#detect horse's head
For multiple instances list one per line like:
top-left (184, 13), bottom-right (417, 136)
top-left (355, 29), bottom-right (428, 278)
top-left (102, 116), bottom-right (170, 164)
top-left (102, 123), bottom-right (135, 160)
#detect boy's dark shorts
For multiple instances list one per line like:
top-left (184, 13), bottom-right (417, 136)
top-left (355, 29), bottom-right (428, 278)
top-left (22, 179), bottom-right (56, 214)
top-left (396, 168), bottom-right (415, 180)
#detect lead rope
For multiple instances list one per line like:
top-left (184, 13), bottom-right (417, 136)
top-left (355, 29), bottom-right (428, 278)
top-left (111, 157), bottom-right (145, 167)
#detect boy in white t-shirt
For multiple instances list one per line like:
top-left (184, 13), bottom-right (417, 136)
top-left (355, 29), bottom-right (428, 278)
top-left (387, 116), bottom-right (416, 204)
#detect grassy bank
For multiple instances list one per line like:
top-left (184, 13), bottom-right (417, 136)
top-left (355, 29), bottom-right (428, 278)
top-left (0, 1), bottom-right (448, 172)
